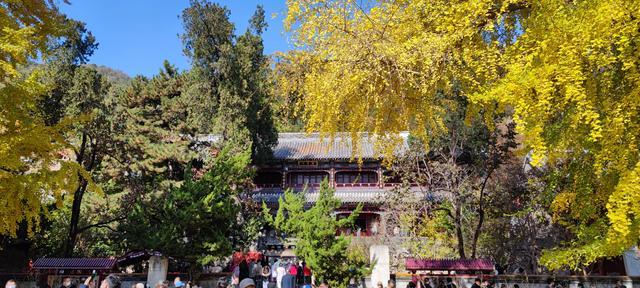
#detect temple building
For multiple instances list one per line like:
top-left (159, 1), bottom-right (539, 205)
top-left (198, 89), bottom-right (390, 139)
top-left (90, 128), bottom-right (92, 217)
top-left (251, 132), bottom-right (412, 252)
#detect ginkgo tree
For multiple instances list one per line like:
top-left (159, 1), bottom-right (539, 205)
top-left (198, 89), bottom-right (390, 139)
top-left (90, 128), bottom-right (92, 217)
top-left (0, 1), bottom-right (86, 237)
top-left (279, 0), bottom-right (640, 270)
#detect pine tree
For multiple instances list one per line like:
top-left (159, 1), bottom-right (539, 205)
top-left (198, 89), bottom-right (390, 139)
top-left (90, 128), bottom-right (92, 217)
top-left (105, 61), bottom-right (196, 193)
top-left (118, 147), bottom-right (252, 266)
top-left (181, 1), bottom-right (277, 162)
top-left (270, 181), bottom-right (369, 287)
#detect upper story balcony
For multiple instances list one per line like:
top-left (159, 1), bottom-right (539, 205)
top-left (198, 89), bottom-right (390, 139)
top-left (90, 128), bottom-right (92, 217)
top-left (253, 169), bottom-right (427, 190)
top-left (335, 171), bottom-right (378, 187)
top-left (253, 170), bottom-right (425, 191)
top-left (287, 172), bottom-right (329, 188)
top-left (335, 182), bottom-right (379, 188)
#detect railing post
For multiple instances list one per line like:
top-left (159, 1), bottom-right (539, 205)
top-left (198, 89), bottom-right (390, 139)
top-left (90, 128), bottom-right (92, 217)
top-left (282, 169), bottom-right (287, 188)
top-left (330, 168), bottom-right (335, 188)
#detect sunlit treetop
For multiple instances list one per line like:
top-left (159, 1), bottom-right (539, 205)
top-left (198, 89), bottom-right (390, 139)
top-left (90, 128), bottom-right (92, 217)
top-left (280, 0), bottom-right (640, 269)
top-left (0, 0), bottom-right (84, 237)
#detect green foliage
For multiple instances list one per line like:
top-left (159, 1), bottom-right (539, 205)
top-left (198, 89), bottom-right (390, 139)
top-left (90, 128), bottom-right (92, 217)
top-left (118, 147), bottom-right (252, 265)
top-left (181, 1), bottom-right (277, 162)
top-left (3, 0), bottom-right (276, 262)
top-left (38, 19), bottom-right (98, 126)
top-left (31, 191), bottom-right (121, 258)
top-left (37, 22), bottom-right (116, 255)
top-left (269, 181), bottom-right (369, 287)
top-left (105, 61), bottom-right (197, 192)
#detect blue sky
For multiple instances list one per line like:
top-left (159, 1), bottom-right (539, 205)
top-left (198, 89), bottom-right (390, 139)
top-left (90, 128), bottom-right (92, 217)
top-left (60, 1), bottom-right (292, 77)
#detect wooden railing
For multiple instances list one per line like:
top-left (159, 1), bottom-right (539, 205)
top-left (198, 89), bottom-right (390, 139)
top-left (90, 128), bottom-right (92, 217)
top-left (338, 230), bottom-right (375, 237)
top-left (288, 183), bottom-right (321, 188)
top-left (254, 182), bottom-right (424, 189)
top-left (254, 183), bottom-right (282, 188)
top-left (335, 182), bottom-right (379, 187)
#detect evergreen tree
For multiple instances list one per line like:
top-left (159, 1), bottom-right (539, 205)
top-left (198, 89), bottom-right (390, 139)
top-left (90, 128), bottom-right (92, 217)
top-left (269, 181), bottom-right (369, 287)
top-left (60, 66), bottom-right (113, 256)
top-left (117, 148), bottom-right (253, 266)
top-left (105, 61), bottom-right (196, 193)
top-left (181, 1), bottom-right (277, 162)
top-left (36, 20), bottom-right (125, 256)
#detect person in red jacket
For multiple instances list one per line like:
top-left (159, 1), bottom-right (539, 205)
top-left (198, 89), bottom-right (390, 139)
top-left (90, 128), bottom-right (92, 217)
top-left (302, 263), bottom-right (312, 288)
top-left (281, 265), bottom-right (297, 288)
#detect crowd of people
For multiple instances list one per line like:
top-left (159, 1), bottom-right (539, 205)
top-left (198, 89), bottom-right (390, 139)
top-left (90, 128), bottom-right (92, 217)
top-left (1, 275), bottom-right (123, 288)
top-left (400, 277), bottom-right (630, 288)
top-left (2, 275), bottom-right (631, 288)
top-left (226, 258), bottom-right (315, 288)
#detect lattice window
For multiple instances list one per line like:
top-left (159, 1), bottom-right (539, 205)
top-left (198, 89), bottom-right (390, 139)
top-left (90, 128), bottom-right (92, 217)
top-left (297, 160), bottom-right (318, 167)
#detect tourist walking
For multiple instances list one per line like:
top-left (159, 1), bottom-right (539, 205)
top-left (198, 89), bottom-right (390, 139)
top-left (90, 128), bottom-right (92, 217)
top-left (614, 280), bottom-right (626, 288)
top-left (250, 260), bottom-right (261, 280)
top-left (471, 279), bottom-right (481, 288)
top-left (5, 280), bottom-right (16, 288)
top-left (276, 262), bottom-right (286, 288)
top-left (174, 278), bottom-right (185, 288)
top-left (260, 265), bottom-right (271, 288)
top-left (387, 280), bottom-right (395, 288)
top-left (281, 265), bottom-right (296, 288)
top-left (420, 277), bottom-right (432, 288)
top-left (239, 259), bottom-right (251, 282)
top-left (297, 262), bottom-right (305, 288)
top-left (302, 263), bottom-right (312, 288)
top-left (80, 274), bottom-right (120, 288)
top-left (444, 278), bottom-right (456, 288)
top-left (546, 279), bottom-right (555, 288)
top-left (239, 279), bottom-right (256, 288)
top-left (61, 277), bottom-right (76, 288)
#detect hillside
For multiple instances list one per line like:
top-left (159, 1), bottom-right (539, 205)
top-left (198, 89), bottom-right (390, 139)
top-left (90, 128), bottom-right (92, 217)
top-left (85, 64), bottom-right (131, 86)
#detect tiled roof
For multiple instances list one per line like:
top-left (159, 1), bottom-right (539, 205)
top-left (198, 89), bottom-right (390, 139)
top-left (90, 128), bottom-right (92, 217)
top-left (405, 258), bottom-right (494, 271)
top-left (273, 132), bottom-right (408, 160)
top-left (252, 188), bottom-right (386, 204)
top-left (33, 258), bottom-right (117, 270)
top-left (193, 132), bottom-right (409, 160)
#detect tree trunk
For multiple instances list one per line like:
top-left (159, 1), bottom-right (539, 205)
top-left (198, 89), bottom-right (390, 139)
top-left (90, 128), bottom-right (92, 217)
top-left (454, 203), bottom-right (466, 259)
top-left (470, 208), bottom-right (484, 258)
top-left (471, 167), bottom-right (494, 258)
top-left (63, 179), bottom-right (87, 257)
top-left (63, 133), bottom-right (98, 257)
